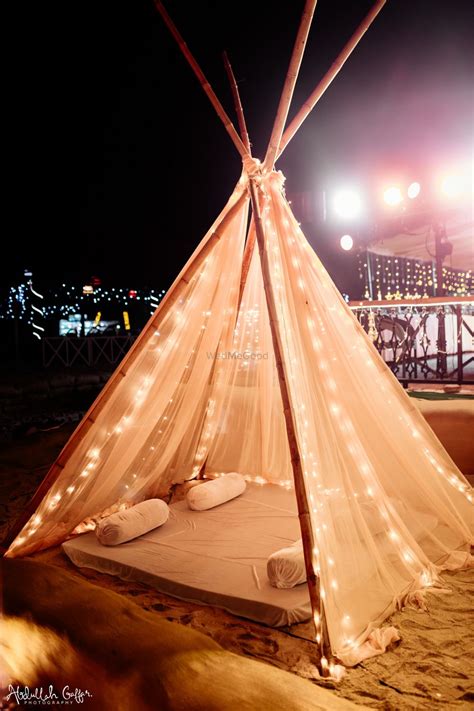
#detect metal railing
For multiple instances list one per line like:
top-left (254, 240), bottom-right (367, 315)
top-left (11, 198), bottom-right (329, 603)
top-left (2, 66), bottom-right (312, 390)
top-left (41, 298), bottom-right (474, 384)
top-left (42, 335), bottom-right (136, 368)
top-left (350, 296), bottom-right (474, 384)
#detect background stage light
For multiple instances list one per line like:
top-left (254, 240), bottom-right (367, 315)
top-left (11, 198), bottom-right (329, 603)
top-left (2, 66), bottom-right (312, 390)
top-left (383, 186), bottom-right (403, 206)
top-left (333, 190), bottom-right (362, 219)
top-left (441, 175), bottom-right (463, 199)
top-left (340, 234), bottom-right (354, 251)
top-left (407, 181), bottom-right (420, 199)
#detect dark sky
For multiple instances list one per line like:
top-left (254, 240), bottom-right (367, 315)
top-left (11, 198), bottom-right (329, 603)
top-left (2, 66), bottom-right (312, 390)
top-left (6, 0), bottom-right (473, 293)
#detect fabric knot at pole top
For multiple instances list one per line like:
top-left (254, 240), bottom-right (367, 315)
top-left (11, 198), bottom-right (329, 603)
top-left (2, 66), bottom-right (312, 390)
top-left (242, 155), bottom-right (263, 179)
top-left (242, 158), bottom-right (286, 199)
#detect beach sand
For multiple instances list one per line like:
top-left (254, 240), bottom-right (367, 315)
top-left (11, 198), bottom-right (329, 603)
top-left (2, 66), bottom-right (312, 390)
top-left (1, 421), bottom-right (473, 710)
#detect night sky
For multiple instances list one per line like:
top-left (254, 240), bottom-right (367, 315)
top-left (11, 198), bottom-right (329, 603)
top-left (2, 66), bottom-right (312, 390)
top-left (6, 0), bottom-right (472, 296)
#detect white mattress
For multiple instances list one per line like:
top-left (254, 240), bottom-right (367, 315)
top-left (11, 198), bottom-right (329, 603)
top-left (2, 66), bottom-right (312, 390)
top-left (62, 483), bottom-right (311, 626)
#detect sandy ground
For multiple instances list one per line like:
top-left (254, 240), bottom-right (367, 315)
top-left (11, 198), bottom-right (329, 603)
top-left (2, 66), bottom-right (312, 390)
top-left (1, 423), bottom-right (473, 710)
top-left (3, 558), bottom-right (364, 711)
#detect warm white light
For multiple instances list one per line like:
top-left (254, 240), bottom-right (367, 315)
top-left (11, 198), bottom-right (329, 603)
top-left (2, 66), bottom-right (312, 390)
top-left (48, 494), bottom-right (60, 509)
top-left (420, 570), bottom-right (432, 587)
top-left (441, 175), bottom-right (463, 199)
top-left (407, 181), bottom-right (420, 199)
top-left (383, 186), bottom-right (403, 206)
top-left (333, 190), bottom-right (362, 219)
top-left (340, 234), bottom-right (353, 251)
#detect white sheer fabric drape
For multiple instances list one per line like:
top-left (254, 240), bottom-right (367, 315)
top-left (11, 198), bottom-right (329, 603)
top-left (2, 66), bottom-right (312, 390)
top-left (185, 171), bottom-right (473, 663)
top-left (9, 170), bottom-right (473, 666)
top-left (9, 180), bottom-right (249, 555)
top-left (251, 172), bottom-right (472, 663)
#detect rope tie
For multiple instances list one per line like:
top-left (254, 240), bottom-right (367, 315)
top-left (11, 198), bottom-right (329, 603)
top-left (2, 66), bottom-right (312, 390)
top-left (242, 155), bottom-right (262, 178)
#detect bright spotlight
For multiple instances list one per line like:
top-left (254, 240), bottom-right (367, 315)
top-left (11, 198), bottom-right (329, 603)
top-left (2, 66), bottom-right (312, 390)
top-left (333, 190), bottom-right (362, 219)
top-left (441, 175), bottom-right (462, 199)
top-left (407, 181), bottom-right (420, 199)
top-left (383, 186), bottom-right (403, 206)
top-left (340, 234), bottom-right (353, 251)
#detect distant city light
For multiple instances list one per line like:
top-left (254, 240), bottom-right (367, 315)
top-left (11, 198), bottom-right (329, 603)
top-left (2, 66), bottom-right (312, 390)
top-left (441, 175), bottom-right (463, 199)
top-left (340, 234), bottom-right (353, 251)
top-left (333, 189), bottom-right (362, 219)
top-left (1, 282), bottom-right (167, 330)
top-left (383, 186), bottom-right (403, 206)
top-left (407, 181), bottom-right (421, 199)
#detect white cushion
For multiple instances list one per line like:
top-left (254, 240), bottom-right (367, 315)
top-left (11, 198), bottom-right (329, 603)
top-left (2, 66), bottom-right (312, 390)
top-left (96, 499), bottom-right (169, 546)
top-left (187, 473), bottom-right (246, 511)
top-left (267, 539), bottom-right (306, 588)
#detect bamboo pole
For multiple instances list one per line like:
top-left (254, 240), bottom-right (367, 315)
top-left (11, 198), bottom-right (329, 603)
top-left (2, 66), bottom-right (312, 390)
top-left (196, 211), bottom-right (253, 476)
top-left (222, 51), bottom-right (251, 154)
top-left (221, 49), bottom-right (256, 305)
top-left (263, 0), bottom-right (318, 173)
top-left (154, 1), bottom-right (249, 161)
top-left (177, 49), bottom-right (256, 485)
top-left (3, 189), bottom-right (249, 553)
top-left (277, 0), bottom-right (386, 160)
top-left (248, 178), bottom-right (331, 673)
top-left (238, 220), bottom-right (256, 308)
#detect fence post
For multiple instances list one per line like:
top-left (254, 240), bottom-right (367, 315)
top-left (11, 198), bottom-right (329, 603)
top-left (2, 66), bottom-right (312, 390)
top-left (436, 307), bottom-right (447, 380)
top-left (456, 304), bottom-right (463, 385)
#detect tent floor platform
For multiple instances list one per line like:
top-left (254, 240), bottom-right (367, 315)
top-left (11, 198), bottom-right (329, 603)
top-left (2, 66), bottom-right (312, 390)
top-left (62, 483), bottom-right (311, 627)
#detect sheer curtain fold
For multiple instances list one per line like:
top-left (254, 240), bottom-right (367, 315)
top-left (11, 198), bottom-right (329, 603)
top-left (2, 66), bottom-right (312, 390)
top-left (9, 183), bottom-right (250, 556)
top-left (8, 171), bottom-right (473, 666)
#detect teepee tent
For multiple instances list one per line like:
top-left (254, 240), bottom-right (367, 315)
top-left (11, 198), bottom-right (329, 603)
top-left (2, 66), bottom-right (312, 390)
top-left (4, 0), bottom-right (473, 674)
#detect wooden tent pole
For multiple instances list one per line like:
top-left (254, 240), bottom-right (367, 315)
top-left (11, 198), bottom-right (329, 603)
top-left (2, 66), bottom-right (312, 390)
top-left (154, 1), bottom-right (249, 161)
top-left (277, 0), bottom-right (386, 159)
top-left (222, 51), bottom-right (251, 154)
top-left (221, 50), bottom-right (256, 304)
top-left (238, 218), bottom-right (256, 307)
top-left (263, 0), bottom-right (318, 173)
top-left (248, 178), bottom-right (331, 673)
top-left (3, 189), bottom-right (248, 552)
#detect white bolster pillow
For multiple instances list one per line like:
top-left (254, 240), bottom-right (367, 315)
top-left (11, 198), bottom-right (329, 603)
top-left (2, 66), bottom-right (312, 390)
top-left (267, 539), bottom-right (306, 589)
top-left (96, 499), bottom-right (169, 545)
top-left (187, 473), bottom-right (246, 511)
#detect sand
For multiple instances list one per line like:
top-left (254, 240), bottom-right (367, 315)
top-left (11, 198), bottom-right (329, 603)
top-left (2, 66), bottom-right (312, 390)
top-left (2, 557), bottom-right (364, 711)
top-left (1, 421), bottom-right (473, 710)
